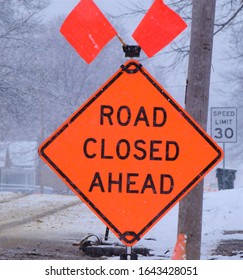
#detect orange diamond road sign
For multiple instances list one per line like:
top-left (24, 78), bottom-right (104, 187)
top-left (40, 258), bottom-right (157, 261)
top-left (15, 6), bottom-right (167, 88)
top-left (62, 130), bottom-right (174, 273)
top-left (39, 60), bottom-right (223, 246)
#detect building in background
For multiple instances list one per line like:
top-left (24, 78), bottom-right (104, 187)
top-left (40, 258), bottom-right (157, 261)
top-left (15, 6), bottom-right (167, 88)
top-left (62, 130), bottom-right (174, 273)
top-left (0, 141), bottom-right (68, 194)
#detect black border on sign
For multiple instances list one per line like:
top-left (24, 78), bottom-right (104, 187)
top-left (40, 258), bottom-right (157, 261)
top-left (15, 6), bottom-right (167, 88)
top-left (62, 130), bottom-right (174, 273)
top-left (39, 60), bottom-right (222, 245)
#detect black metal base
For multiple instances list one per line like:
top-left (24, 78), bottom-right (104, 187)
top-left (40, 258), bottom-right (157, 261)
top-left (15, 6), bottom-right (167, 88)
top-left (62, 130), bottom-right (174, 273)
top-left (123, 45), bottom-right (141, 57)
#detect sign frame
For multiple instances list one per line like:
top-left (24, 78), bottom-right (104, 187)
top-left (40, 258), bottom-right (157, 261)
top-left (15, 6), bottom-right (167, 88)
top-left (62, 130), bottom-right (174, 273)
top-left (39, 60), bottom-right (223, 246)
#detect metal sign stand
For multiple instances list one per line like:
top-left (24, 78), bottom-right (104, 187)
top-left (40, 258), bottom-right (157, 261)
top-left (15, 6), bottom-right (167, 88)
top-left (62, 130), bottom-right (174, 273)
top-left (116, 34), bottom-right (141, 58)
top-left (118, 39), bottom-right (140, 261)
top-left (104, 226), bottom-right (138, 259)
top-left (222, 142), bottom-right (226, 190)
top-left (104, 227), bottom-right (109, 241)
top-left (104, 34), bottom-right (141, 258)
top-left (120, 246), bottom-right (138, 260)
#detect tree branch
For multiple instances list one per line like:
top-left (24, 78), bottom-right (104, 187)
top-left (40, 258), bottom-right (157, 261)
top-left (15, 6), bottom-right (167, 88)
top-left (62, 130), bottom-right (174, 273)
top-left (214, 3), bottom-right (243, 35)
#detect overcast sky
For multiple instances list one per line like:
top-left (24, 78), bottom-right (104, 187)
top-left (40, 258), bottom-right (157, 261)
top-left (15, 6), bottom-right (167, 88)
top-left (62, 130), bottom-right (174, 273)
top-left (46, 0), bottom-right (127, 18)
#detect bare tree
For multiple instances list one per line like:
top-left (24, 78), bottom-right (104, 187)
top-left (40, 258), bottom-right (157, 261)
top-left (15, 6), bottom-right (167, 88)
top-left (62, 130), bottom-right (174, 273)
top-left (0, 0), bottom-right (49, 140)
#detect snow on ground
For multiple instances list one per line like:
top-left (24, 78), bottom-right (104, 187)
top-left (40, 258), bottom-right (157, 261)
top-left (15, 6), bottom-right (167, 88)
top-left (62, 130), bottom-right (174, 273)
top-left (202, 189), bottom-right (243, 254)
top-left (0, 187), bottom-right (242, 259)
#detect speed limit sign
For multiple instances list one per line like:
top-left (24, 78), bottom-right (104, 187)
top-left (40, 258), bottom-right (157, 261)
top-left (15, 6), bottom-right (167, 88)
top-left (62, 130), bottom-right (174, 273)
top-left (211, 107), bottom-right (237, 143)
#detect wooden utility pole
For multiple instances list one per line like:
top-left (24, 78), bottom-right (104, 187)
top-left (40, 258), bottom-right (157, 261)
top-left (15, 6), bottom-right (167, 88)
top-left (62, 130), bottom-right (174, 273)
top-left (178, 0), bottom-right (216, 259)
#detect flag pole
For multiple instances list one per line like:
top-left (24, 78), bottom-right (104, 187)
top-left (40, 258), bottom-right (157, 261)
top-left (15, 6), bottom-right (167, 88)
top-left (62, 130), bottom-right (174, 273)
top-left (116, 34), bottom-right (141, 58)
top-left (116, 34), bottom-right (127, 46)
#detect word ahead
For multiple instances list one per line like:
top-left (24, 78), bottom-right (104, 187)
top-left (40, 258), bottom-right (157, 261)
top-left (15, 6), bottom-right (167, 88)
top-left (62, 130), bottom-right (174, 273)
top-left (39, 60), bottom-right (223, 246)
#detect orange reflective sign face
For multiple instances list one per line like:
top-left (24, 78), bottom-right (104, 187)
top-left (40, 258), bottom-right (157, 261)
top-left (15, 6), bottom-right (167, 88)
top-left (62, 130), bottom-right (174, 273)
top-left (39, 60), bottom-right (223, 246)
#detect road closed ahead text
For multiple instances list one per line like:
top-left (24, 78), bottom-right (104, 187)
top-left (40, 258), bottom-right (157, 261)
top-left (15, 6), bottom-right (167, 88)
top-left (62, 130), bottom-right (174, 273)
top-left (84, 105), bottom-right (180, 194)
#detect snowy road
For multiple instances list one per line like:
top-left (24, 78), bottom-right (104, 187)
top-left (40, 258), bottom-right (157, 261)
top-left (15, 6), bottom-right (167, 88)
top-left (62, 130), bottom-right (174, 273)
top-left (0, 195), bottom-right (80, 232)
top-left (0, 194), bottom-right (94, 259)
top-left (0, 188), bottom-right (242, 260)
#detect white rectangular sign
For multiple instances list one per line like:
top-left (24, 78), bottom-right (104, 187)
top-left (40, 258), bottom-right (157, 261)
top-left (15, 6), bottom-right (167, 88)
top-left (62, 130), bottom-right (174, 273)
top-left (211, 107), bottom-right (237, 143)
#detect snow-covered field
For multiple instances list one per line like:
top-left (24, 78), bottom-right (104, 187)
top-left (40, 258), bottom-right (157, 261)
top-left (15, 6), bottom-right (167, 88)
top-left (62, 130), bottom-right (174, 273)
top-left (0, 187), bottom-right (242, 260)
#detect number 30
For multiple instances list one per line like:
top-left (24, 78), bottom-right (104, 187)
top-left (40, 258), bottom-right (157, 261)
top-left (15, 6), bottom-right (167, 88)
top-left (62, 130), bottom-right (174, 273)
top-left (214, 128), bottom-right (233, 139)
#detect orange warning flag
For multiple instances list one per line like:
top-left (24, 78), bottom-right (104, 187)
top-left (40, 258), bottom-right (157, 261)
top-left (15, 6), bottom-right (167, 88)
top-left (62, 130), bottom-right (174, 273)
top-left (132, 0), bottom-right (187, 58)
top-left (60, 0), bottom-right (117, 64)
top-left (171, 233), bottom-right (187, 260)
